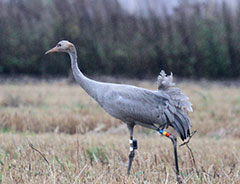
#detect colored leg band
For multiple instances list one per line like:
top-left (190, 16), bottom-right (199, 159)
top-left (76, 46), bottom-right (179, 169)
top-left (159, 129), bottom-right (171, 137)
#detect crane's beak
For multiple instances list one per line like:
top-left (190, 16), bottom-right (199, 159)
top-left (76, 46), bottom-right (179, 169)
top-left (45, 47), bottom-right (58, 55)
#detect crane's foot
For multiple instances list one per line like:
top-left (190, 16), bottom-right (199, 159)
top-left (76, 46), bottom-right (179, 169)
top-left (177, 175), bottom-right (182, 184)
top-left (127, 139), bottom-right (138, 175)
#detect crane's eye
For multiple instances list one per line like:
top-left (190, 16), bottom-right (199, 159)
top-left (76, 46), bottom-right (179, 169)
top-left (57, 43), bottom-right (61, 47)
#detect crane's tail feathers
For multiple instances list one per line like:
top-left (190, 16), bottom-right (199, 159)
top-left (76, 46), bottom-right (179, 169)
top-left (157, 70), bottom-right (193, 113)
top-left (164, 108), bottom-right (190, 140)
top-left (157, 70), bottom-right (175, 90)
top-left (158, 70), bottom-right (192, 140)
top-left (173, 110), bottom-right (191, 140)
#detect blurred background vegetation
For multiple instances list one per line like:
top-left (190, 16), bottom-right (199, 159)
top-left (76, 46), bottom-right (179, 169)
top-left (0, 0), bottom-right (240, 79)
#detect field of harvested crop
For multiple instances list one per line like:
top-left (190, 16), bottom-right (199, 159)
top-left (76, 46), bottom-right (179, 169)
top-left (0, 78), bottom-right (240, 183)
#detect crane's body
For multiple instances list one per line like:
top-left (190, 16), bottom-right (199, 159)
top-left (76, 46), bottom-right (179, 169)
top-left (74, 76), bottom-right (191, 140)
top-left (45, 40), bottom-right (192, 183)
top-left (108, 85), bottom-right (185, 131)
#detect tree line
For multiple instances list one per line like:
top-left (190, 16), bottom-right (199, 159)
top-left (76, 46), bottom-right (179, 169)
top-left (0, 0), bottom-right (239, 79)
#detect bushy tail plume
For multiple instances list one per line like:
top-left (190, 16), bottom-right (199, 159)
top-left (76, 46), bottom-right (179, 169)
top-left (157, 70), bottom-right (175, 90)
top-left (157, 70), bottom-right (193, 113)
top-left (158, 70), bottom-right (193, 140)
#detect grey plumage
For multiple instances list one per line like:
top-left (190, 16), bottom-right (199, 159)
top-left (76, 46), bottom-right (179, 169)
top-left (97, 70), bottom-right (192, 141)
top-left (157, 70), bottom-right (192, 140)
top-left (45, 40), bottom-right (193, 181)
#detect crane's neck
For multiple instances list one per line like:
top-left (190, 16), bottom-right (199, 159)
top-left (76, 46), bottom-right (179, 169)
top-left (68, 46), bottom-right (103, 102)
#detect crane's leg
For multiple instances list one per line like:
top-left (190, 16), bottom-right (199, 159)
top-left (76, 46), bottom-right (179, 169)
top-left (159, 129), bottom-right (181, 183)
top-left (127, 124), bottom-right (137, 175)
top-left (170, 135), bottom-right (180, 181)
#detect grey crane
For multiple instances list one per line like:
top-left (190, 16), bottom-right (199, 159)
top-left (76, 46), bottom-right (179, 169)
top-left (45, 40), bottom-right (192, 181)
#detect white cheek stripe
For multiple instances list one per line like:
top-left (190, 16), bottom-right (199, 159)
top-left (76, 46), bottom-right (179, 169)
top-left (129, 139), bottom-right (133, 144)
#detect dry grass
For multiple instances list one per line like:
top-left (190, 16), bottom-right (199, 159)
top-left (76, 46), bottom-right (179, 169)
top-left (0, 133), bottom-right (239, 183)
top-left (0, 79), bottom-right (240, 183)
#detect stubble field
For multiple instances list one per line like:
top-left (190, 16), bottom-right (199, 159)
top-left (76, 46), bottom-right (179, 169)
top-left (0, 78), bottom-right (240, 183)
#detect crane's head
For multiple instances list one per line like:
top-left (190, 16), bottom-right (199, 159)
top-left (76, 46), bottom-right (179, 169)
top-left (45, 40), bottom-right (74, 54)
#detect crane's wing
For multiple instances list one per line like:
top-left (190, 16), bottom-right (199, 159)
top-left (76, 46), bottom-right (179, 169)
top-left (101, 81), bottom-right (191, 140)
